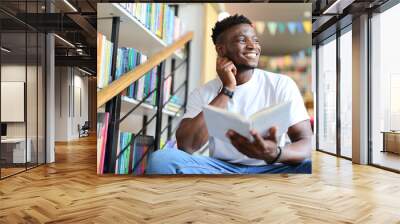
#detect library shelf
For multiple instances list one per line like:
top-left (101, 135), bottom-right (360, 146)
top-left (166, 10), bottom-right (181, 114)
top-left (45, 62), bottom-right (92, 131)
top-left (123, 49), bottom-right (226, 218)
top-left (97, 3), bottom-right (184, 61)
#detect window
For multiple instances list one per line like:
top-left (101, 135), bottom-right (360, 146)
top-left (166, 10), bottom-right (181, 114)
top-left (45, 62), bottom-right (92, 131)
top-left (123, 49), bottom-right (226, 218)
top-left (339, 28), bottom-right (352, 158)
top-left (317, 36), bottom-right (337, 154)
top-left (371, 2), bottom-right (400, 171)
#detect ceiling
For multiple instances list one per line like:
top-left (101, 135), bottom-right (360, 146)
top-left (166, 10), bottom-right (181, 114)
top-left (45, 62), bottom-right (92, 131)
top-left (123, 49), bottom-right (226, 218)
top-left (223, 3), bottom-right (311, 56)
top-left (0, 0), bottom-right (98, 73)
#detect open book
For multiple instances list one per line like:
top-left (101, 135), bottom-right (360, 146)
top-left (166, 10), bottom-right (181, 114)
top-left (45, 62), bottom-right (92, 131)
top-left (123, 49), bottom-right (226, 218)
top-left (203, 101), bottom-right (293, 143)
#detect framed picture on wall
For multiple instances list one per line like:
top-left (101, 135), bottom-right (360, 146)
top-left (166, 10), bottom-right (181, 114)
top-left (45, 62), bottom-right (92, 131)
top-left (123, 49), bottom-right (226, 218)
top-left (1, 81), bottom-right (25, 122)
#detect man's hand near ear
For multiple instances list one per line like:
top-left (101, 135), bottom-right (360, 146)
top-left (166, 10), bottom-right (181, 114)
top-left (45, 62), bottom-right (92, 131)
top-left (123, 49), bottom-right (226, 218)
top-left (216, 56), bottom-right (237, 91)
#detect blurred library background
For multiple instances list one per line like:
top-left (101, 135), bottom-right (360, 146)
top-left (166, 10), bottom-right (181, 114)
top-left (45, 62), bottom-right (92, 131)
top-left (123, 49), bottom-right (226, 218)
top-left (96, 3), bottom-right (312, 175)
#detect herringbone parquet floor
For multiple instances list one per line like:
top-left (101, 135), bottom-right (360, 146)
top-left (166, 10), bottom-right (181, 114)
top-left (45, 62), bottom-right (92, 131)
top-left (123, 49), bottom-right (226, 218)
top-left (1, 135), bottom-right (400, 223)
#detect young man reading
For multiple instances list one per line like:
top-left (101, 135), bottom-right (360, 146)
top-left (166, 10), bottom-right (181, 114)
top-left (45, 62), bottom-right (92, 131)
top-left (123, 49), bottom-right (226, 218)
top-left (146, 14), bottom-right (313, 174)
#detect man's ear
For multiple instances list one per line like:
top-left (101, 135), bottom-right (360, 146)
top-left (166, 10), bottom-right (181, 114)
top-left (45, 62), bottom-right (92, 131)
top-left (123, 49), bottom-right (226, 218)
top-left (215, 44), bottom-right (226, 57)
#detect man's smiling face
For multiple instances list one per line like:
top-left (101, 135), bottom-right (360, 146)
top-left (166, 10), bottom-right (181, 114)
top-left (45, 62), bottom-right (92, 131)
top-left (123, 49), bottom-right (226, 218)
top-left (218, 23), bottom-right (261, 69)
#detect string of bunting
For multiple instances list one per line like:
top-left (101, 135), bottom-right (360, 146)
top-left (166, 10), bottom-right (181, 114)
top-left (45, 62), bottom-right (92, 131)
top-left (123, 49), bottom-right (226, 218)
top-left (259, 48), bottom-right (312, 69)
top-left (254, 21), bottom-right (312, 35)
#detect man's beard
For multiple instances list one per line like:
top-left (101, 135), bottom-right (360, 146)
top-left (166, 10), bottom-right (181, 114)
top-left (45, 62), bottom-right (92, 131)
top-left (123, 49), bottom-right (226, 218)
top-left (234, 63), bottom-right (257, 71)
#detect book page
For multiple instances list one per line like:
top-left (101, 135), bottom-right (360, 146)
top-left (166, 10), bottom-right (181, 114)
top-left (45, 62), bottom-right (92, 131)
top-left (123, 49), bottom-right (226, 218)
top-left (203, 105), bottom-right (252, 144)
top-left (250, 101), bottom-right (292, 138)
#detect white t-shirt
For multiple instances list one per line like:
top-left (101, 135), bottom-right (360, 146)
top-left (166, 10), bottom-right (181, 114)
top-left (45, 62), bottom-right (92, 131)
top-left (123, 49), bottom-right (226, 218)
top-left (181, 68), bottom-right (309, 166)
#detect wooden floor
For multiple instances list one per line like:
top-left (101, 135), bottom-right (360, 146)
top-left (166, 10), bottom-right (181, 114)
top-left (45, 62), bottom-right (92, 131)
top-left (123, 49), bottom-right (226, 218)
top-left (1, 167), bottom-right (26, 178)
top-left (1, 136), bottom-right (400, 223)
top-left (372, 150), bottom-right (400, 171)
top-left (1, 163), bottom-right (45, 178)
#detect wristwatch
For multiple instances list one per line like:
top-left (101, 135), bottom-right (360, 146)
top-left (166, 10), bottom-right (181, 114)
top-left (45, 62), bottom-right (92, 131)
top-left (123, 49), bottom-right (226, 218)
top-left (221, 86), bottom-right (234, 98)
top-left (268, 146), bottom-right (282, 164)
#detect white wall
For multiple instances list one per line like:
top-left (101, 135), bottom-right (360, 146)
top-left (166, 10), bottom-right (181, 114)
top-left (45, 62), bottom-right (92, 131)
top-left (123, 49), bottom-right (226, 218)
top-left (55, 66), bottom-right (68, 141)
top-left (178, 3), bottom-right (205, 93)
top-left (71, 72), bottom-right (89, 138)
top-left (55, 66), bottom-right (89, 141)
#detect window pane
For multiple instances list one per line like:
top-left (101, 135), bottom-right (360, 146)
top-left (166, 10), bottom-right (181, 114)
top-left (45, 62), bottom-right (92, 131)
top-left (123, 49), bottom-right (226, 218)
top-left (317, 37), bottom-right (337, 154)
top-left (340, 29), bottom-right (352, 158)
top-left (27, 31), bottom-right (38, 169)
top-left (38, 32), bottom-right (45, 165)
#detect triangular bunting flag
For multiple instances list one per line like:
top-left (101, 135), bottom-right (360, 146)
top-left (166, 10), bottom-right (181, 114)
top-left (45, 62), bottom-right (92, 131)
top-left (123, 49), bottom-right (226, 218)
top-left (254, 21), bottom-right (265, 34)
top-left (297, 21), bottom-right (304, 33)
top-left (298, 50), bottom-right (305, 59)
top-left (267, 22), bottom-right (277, 36)
top-left (287, 22), bottom-right (297, 35)
top-left (303, 21), bottom-right (312, 34)
top-left (277, 22), bottom-right (285, 33)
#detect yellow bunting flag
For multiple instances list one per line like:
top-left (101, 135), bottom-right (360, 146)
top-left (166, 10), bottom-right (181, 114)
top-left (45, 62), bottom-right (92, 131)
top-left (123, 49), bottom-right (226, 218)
top-left (303, 21), bottom-right (312, 34)
top-left (254, 21), bottom-right (265, 34)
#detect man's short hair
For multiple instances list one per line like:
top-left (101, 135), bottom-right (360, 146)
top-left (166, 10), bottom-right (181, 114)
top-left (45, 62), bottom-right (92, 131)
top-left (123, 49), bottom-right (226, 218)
top-left (211, 14), bottom-right (252, 44)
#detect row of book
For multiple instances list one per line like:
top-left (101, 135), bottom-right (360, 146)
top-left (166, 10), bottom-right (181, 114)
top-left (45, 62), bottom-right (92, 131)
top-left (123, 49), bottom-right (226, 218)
top-left (164, 95), bottom-right (184, 114)
top-left (165, 102), bottom-right (182, 114)
top-left (115, 133), bottom-right (154, 175)
top-left (97, 112), bottom-right (155, 175)
top-left (116, 48), bottom-right (159, 105)
top-left (98, 33), bottom-right (164, 106)
top-left (118, 3), bottom-right (183, 45)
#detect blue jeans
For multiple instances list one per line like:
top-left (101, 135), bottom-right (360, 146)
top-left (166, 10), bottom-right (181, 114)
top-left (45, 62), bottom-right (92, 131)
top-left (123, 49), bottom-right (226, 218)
top-left (146, 147), bottom-right (311, 174)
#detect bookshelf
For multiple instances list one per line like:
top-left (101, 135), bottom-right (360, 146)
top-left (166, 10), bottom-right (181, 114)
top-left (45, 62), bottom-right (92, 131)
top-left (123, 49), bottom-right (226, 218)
top-left (120, 96), bottom-right (183, 117)
top-left (97, 3), bottom-right (184, 60)
top-left (97, 3), bottom-right (191, 174)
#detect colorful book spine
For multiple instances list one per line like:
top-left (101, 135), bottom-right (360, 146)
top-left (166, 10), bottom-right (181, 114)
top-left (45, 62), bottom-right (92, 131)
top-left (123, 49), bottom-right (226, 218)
top-left (163, 75), bottom-right (172, 104)
top-left (144, 67), bottom-right (154, 105)
top-left (97, 33), bottom-right (103, 87)
top-left (162, 4), bottom-right (168, 42)
top-left (115, 132), bottom-right (120, 173)
top-left (168, 8), bottom-right (175, 44)
top-left (97, 112), bottom-right (109, 174)
top-left (144, 70), bottom-right (150, 100)
top-left (132, 135), bottom-right (154, 175)
top-left (173, 16), bottom-right (181, 42)
top-left (136, 54), bottom-right (147, 100)
top-left (157, 3), bottom-right (164, 38)
top-left (150, 3), bottom-right (155, 33)
top-left (119, 133), bottom-right (131, 174)
top-left (151, 67), bottom-right (158, 105)
top-left (97, 33), bottom-right (113, 88)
